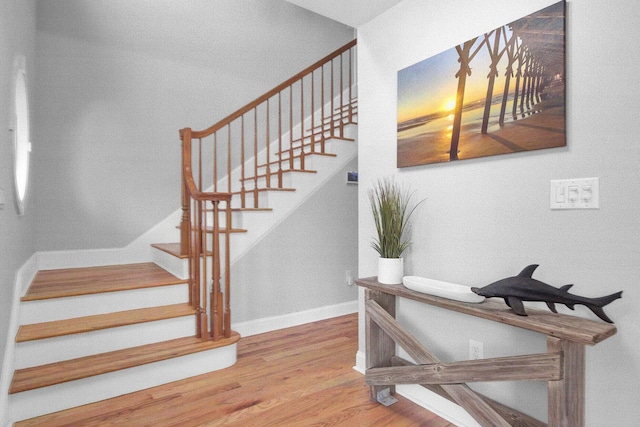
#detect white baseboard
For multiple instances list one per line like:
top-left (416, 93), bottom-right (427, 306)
top-left (397, 384), bottom-right (481, 427)
top-left (353, 350), bottom-right (478, 426)
top-left (354, 350), bottom-right (366, 374)
top-left (232, 300), bottom-right (358, 337)
top-left (0, 254), bottom-right (38, 427)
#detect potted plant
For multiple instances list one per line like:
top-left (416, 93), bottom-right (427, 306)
top-left (369, 177), bottom-right (423, 284)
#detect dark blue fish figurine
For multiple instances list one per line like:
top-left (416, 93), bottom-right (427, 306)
top-left (471, 265), bottom-right (622, 323)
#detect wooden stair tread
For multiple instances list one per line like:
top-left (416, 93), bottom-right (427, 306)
top-left (208, 207), bottom-right (273, 212)
top-left (232, 187), bottom-right (295, 194)
top-left (174, 224), bottom-right (248, 233)
top-left (264, 152), bottom-right (337, 168)
top-left (239, 169), bottom-right (317, 181)
top-left (22, 263), bottom-right (187, 301)
top-left (151, 242), bottom-right (187, 259)
top-left (181, 227), bottom-right (247, 234)
top-left (10, 332), bottom-right (240, 394)
top-left (274, 149), bottom-right (339, 158)
top-left (153, 242), bottom-right (215, 258)
top-left (16, 303), bottom-right (197, 342)
top-left (201, 208), bottom-right (273, 213)
top-left (203, 227), bottom-right (247, 233)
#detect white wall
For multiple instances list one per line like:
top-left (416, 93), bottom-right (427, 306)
top-left (0, 1), bottom-right (37, 424)
top-left (33, 0), bottom-right (354, 251)
top-left (357, 0), bottom-right (640, 425)
top-left (232, 158), bottom-right (359, 324)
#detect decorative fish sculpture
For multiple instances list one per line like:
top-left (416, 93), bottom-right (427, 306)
top-left (471, 265), bottom-right (622, 323)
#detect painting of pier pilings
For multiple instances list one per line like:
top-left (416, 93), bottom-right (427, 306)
top-left (397, 1), bottom-right (566, 167)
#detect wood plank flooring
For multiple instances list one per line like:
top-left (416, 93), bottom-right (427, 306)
top-left (15, 314), bottom-right (454, 426)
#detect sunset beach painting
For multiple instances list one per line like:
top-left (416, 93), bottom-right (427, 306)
top-left (397, 1), bottom-right (566, 168)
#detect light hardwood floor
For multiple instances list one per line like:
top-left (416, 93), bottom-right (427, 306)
top-left (16, 313), bottom-right (454, 426)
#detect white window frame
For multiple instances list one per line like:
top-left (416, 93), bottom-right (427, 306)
top-left (11, 57), bottom-right (31, 215)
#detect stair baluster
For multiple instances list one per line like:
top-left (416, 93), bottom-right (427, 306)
top-left (179, 39), bottom-right (357, 341)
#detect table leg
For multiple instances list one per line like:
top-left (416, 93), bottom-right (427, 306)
top-left (365, 289), bottom-right (396, 401)
top-left (548, 337), bottom-right (585, 427)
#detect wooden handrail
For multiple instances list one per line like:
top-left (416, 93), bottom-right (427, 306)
top-left (190, 39), bottom-right (357, 139)
top-left (179, 39), bottom-right (357, 341)
top-left (181, 129), bottom-right (232, 202)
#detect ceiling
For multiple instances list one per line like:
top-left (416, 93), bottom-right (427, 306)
top-left (285, 0), bottom-right (404, 28)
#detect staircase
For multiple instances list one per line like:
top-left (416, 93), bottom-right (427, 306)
top-left (7, 39), bottom-right (357, 424)
top-left (8, 263), bottom-right (239, 422)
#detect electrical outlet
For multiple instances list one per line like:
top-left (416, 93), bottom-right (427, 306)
top-left (469, 339), bottom-right (483, 360)
top-left (346, 270), bottom-right (353, 286)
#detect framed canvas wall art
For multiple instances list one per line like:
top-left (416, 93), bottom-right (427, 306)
top-left (397, 1), bottom-right (566, 167)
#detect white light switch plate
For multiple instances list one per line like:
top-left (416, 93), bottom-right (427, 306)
top-left (550, 178), bottom-right (599, 209)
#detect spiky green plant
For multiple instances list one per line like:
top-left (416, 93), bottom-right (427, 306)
top-left (369, 177), bottom-right (423, 258)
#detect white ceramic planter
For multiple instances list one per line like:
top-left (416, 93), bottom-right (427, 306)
top-left (378, 257), bottom-right (404, 284)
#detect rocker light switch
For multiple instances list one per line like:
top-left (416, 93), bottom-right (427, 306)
top-left (568, 185), bottom-right (579, 202)
top-left (550, 178), bottom-right (599, 210)
top-left (555, 185), bottom-right (565, 203)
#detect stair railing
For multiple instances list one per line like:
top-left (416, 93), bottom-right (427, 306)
top-left (179, 39), bottom-right (357, 341)
top-left (180, 128), bottom-right (232, 340)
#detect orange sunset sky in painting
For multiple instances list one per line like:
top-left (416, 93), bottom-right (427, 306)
top-left (397, 29), bottom-right (515, 126)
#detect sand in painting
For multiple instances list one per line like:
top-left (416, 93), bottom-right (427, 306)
top-left (397, 102), bottom-right (565, 168)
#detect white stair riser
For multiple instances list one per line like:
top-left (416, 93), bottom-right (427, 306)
top-left (20, 283), bottom-right (189, 324)
top-left (206, 209), bottom-right (244, 229)
top-left (15, 316), bottom-right (196, 369)
top-left (153, 249), bottom-right (188, 280)
top-left (9, 343), bottom-right (237, 423)
top-left (230, 189), bottom-right (270, 209)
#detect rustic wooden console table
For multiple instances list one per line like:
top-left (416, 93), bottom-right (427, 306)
top-left (355, 277), bottom-right (617, 427)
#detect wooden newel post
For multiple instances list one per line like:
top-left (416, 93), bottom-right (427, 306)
top-left (180, 128), bottom-right (191, 257)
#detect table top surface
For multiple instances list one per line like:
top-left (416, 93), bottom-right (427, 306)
top-left (356, 277), bottom-right (617, 345)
